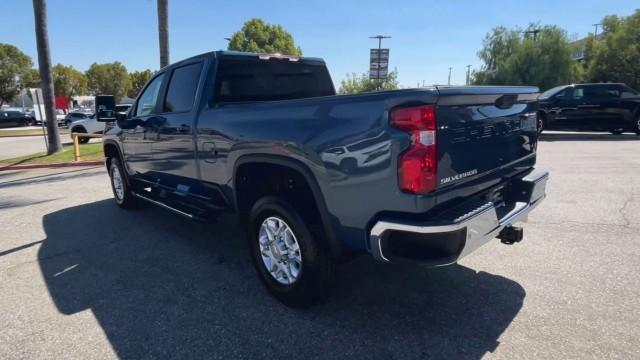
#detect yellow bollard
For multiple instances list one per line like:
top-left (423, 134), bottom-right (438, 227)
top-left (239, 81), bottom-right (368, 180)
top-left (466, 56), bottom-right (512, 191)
top-left (72, 133), bottom-right (80, 161)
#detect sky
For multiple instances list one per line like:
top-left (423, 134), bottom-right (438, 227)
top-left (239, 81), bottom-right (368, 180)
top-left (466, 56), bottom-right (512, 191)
top-left (2, 0), bottom-right (638, 88)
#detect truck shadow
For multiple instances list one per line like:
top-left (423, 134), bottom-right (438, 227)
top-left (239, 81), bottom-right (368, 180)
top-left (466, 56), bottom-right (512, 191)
top-left (38, 199), bottom-right (525, 359)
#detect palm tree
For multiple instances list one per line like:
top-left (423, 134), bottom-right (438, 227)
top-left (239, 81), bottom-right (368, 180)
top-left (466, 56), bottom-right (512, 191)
top-left (157, 0), bottom-right (169, 68)
top-left (32, 0), bottom-right (62, 154)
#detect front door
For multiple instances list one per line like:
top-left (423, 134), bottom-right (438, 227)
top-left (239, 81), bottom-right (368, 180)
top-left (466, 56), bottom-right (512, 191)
top-left (122, 72), bottom-right (165, 176)
top-left (549, 86), bottom-right (589, 130)
top-left (150, 60), bottom-right (204, 188)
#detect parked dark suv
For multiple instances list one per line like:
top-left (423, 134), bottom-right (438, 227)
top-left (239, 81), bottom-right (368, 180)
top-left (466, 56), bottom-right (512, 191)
top-left (0, 109), bottom-right (32, 128)
top-left (538, 83), bottom-right (640, 134)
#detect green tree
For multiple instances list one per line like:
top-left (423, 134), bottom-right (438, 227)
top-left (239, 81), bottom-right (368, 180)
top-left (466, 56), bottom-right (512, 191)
top-left (23, 68), bottom-right (41, 88)
top-left (228, 18), bottom-right (302, 56)
top-left (128, 69), bottom-right (153, 98)
top-left (472, 24), bottom-right (576, 90)
top-left (85, 62), bottom-right (131, 102)
top-left (0, 43), bottom-right (33, 107)
top-left (338, 70), bottom-right (399, 94)
top-left (587, 10), bottom-right (640, 90)
top-left (52, 64), bottom-right (87, 99)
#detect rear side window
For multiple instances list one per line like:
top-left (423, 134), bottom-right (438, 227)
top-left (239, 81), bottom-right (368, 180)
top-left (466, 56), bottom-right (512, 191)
top-left (135, 74), bottom-right (165, 117)
top-left (585, 85), bottom-right (620, 99)
top-left (213, 56), bottom-right (335, 104)
top-left (164, 62), bottom-right (202, 113)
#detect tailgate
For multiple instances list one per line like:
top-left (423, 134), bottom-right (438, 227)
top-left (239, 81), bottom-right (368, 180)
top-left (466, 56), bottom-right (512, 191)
top-left (435, 86), bottom-right (539, 189)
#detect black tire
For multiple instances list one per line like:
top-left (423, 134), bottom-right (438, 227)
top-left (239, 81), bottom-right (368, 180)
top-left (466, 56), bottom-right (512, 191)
top-left (538, 113), bottom-right (546, 134)
top-left (634, 113), bottom-right (640, 135)
top-left (249, 196), bottom-right (335, 307)
top-left (71, 127), bottom-right (90, 144)
top-left (108, 157), bottom-right (137, 209)
top-left (65, 120), bottom-right (71, 127)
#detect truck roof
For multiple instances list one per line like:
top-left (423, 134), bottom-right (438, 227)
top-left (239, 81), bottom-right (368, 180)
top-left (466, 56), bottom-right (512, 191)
top-left (162, 50), bottom-right (326, 70)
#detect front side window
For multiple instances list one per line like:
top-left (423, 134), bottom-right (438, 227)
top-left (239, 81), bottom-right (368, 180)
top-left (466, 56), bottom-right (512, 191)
top-left (621, 85), bottom-right (639, 98)
top-left (555, 87), bottom-right (583, 100)
top-left (164, 62), bottom-right (202, 113)
top-left (135, 74), bottom-right (165, 117)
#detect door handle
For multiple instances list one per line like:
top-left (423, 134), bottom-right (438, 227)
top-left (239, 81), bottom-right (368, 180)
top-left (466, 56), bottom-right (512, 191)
top-left (201, 142), bottom-right (217, 163)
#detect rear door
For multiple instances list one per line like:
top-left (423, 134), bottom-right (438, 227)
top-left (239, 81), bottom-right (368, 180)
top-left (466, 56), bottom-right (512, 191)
top-left (435, 86), bottom-right (539, 190)
top-left (150, 60), bottom-right (204, 184)
top-left (582, 84), bottom-right (626, 129)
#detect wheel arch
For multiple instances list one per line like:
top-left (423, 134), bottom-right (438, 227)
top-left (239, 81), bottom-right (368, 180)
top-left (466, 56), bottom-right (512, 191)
top-left (233, 155), bottom-right (347, 259)
top-left (103, 140), bottom-right (133, 186)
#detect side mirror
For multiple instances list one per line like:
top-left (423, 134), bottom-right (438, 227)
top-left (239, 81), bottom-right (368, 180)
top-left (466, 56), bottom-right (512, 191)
top-left (116, 112), bottom-right (136, 129)
top-left (95, 95), bottom-right (116, 122)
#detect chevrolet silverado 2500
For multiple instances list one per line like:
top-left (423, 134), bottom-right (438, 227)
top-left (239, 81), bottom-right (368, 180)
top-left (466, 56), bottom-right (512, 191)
top-left (97, 51), bottom-right (548, 306)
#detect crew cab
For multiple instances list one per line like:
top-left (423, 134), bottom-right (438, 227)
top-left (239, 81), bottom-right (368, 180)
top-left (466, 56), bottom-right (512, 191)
top-left (538, 83), bottom-right (640, 134)
top-left (98, 51), bottom-right (548, 306)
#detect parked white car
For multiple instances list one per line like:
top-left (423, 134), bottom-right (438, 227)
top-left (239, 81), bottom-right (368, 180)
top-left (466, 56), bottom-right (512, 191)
top-left (69, 104), bottom-right (131, 144)
top-left (69, 113), bottom-right (105, 144)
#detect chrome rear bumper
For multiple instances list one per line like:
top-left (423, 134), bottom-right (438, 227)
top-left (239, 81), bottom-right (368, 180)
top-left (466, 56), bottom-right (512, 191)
top-left (369, 169), bottom-right (548, 264)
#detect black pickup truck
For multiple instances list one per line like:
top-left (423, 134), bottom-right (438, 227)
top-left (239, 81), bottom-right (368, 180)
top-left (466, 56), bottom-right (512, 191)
top-left (97, 51), bottom-right (548, 306)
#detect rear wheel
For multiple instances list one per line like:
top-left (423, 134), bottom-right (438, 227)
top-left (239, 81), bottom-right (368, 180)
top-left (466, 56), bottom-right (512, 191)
top-left (635, 114), bottom-right (640, 135)
top-left (249, 196), bottom-right (335, 307)
top-left (108, 157), bottom-right (137, 209)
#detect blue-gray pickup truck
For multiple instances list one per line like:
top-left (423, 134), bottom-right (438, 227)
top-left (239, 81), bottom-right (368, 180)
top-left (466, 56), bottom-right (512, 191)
top-left (97, 51), bottom-right (548, 306)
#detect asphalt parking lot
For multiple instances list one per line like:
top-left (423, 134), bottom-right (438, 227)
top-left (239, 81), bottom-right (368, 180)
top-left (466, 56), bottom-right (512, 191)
top-left (0, 131), bottom-right (638, 359)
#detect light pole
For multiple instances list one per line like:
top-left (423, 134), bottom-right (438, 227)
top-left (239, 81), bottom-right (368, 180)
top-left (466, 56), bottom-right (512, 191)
top-left (369, 35), bottom-right (391, 89)
top-left (593, 23), bottom-right (602, 39)
top-left (447, 67), bottom-right (452, 85)
top-left (466, 64), bottom-right (472, 85)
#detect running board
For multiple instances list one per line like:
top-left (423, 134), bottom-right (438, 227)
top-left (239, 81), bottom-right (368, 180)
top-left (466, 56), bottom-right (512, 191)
top-left (133, 192), bottom-right (200, 220)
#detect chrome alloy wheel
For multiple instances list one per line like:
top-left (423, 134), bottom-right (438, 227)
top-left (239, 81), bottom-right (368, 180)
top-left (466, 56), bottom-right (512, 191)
top-left (258, 216), bottom-right (302, 285)
top-left (111, 165), bottom-right (125, 201)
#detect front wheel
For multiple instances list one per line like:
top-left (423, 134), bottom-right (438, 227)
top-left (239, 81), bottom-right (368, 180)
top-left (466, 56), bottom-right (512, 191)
top-left (634, 115), bottom-right (640, 135)
top-left (108, 158), bottom-right (137, 209)
top-left (249, 196), bottom-right (335, 307)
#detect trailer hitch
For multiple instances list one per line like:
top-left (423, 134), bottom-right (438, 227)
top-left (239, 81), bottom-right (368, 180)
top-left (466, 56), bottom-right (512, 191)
top-left (498, 225), bottom-right (523, 245)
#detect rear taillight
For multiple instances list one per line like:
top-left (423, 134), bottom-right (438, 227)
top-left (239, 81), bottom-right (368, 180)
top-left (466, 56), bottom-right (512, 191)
top-left (390, 104), bottom-right (437, 194)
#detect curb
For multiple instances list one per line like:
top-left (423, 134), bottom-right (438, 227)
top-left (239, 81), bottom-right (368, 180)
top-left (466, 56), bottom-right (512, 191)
top-left (0, 133), bottom-right (71, 138)
top-left (0, 160), bottom-right (104, 171)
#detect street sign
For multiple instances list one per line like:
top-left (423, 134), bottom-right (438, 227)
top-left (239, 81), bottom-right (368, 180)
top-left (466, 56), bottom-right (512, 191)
top-left (28, 88), bottom-right (45, 122)
top-left (369, 48), bottom-right (389, 79)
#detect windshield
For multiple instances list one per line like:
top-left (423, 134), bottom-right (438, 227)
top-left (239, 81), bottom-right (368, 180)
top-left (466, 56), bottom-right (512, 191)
top-left (539, 85), bottom-right (568, 99)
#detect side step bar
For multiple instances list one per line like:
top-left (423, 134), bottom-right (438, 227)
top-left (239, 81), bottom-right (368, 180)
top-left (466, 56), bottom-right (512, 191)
top-left (132, 192), bottom-right (200, 220)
